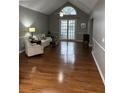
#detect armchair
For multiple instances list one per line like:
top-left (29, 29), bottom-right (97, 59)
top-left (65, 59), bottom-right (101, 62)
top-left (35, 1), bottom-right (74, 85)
top-left (24, 37), bottom-right (44, 57)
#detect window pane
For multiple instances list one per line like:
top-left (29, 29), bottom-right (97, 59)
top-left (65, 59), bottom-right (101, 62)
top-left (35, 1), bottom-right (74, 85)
top-left (61, 6), bottom-right (77, 15)
top-left (60, 20), bottom-right (75, 40)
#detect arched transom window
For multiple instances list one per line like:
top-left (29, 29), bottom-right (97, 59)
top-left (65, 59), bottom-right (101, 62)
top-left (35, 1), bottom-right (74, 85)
top-left (61, 6), bottom-right (77, 15)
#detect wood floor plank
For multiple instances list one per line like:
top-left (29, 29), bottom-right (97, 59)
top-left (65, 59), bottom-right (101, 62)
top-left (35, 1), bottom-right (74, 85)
top-left (20, 41), bottom-right (104, 93)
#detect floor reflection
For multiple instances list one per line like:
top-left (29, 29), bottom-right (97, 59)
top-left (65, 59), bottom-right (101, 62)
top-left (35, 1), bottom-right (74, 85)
top-left (31, 66), bottom-right (37, 73)
top-left (58, 71), bottom-right (64, 83)
top-left (60, 41), bottom-right (75, 64)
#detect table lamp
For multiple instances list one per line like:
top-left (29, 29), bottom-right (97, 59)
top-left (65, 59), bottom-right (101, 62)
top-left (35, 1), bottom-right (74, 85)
top-left (29, 27), bottom-right (36, 37)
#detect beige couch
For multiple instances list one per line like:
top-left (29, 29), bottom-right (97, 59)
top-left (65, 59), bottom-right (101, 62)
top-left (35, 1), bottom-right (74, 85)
top-left (35, 34), bottom-right (52, 48)
top-left (41, 37), bottom-right (52, 48)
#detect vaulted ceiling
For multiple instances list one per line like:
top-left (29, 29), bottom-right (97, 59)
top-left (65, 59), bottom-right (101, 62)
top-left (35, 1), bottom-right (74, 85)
top-left (19, 0), bottom-right (98, 15)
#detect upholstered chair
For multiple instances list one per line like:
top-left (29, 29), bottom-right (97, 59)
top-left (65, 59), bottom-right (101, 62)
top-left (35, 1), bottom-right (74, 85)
top-left (24, 37), bottom-right (44, 57)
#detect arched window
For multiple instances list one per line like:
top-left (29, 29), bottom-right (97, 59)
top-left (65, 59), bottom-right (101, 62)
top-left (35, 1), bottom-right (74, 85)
top-left (60, 6), bottom-right (77, 16)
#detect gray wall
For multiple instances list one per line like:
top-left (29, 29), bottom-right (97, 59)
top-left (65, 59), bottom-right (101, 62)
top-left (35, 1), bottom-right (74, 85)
top-left (49, 2), bottom-right (89, 42)
top-left (87, 18), bottom-right (93, 46)
top-left (91, 0), bottom-right (105, 82)
top-left (19, 6), bottom-right (48, 52)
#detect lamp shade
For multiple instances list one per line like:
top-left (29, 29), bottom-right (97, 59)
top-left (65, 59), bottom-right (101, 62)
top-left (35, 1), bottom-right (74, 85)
top-left (29, 27), bottom-right (36, 32)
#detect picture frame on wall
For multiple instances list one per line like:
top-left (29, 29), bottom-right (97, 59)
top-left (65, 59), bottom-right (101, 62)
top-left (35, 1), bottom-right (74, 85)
top-left (81, 23), bottom-right (86, 29)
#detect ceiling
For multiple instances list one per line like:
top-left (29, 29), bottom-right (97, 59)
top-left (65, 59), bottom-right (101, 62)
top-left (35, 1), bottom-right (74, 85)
top-left (19, 0), bottom-right (98, 15)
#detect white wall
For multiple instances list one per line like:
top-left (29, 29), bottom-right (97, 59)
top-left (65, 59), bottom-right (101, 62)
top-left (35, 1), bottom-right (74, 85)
top-left (91, 0), bottom-right (105, 83)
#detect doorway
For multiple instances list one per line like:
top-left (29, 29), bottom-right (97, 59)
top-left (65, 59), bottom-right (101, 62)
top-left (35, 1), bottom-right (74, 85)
top-left (60, 19), bottom-right (76, 41)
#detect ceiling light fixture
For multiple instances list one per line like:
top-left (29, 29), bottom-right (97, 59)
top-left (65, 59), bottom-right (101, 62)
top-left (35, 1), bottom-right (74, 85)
top-left (59, 11), bottom-right (64, 17)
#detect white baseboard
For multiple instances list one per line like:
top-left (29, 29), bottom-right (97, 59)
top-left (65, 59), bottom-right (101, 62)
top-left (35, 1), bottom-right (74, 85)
top-left (19, 50), bottom-right (25, 53)
top-left (92, 51), bottom-right (105, 85)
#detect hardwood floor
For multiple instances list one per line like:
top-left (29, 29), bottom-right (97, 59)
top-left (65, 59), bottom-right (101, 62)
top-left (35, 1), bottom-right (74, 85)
top-left (19, 41), bottom-right (104, 93)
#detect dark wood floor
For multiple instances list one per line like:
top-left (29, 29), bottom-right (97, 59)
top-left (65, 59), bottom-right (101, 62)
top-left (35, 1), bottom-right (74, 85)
top-left (19, 41), bottom-right (104, 93)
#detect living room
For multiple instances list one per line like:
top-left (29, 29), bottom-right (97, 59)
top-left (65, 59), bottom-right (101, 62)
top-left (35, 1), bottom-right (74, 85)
top-left (2, 0), bottom-right (124, 93)
top-left (19, 0), bottom-right (105, 93)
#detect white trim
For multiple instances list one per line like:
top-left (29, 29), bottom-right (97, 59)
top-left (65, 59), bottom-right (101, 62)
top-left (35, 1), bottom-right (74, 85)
top-left (93, 38), bottom-right (105, 52)
top-left (92, 51), bottom-right (105, 85)
top-left (19, 50), bottom-right (25, 53)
